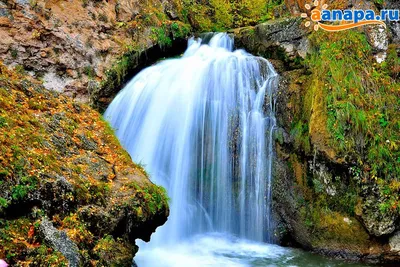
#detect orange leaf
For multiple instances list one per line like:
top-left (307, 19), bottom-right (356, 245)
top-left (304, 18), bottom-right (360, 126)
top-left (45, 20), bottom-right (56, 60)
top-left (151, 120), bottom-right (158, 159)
top-left (28, 225), bottom-right (35, 239)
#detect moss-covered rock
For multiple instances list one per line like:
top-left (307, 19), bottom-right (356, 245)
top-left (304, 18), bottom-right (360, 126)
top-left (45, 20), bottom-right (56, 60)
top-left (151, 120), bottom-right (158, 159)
top-left (0, 63), bottom-right (169, 266)
top-left (232, 3), bottom-right (400, 261)
top-left (232, 17), bottom-right (310, 66)
top-left (268, 28), bottom-right (400, 263)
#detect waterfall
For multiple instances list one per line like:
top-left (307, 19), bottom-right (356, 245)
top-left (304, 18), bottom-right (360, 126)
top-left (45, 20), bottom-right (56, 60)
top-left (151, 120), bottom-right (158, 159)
top-left (104, 33), bottom-right (278, 245)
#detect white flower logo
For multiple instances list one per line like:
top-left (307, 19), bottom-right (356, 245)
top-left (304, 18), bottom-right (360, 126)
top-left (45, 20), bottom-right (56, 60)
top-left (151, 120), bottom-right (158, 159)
top-left (301, 0), bottom-right (329, 31)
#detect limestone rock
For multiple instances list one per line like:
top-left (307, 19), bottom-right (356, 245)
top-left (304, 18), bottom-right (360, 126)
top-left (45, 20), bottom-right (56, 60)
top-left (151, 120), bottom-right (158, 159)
top-left (389, 231), bottom-right (400, 254)
top-left (385, 0), bottom-right (400, 44)
top-left (39, 218), bottom-right (81, 267)
top-left (0, 0), bottom-right (188, 105)
top-left (115, 0), bottom-right (140, 22)
top-left (233, 17), bottom-right (310, 60)
top-left (361, 194), bottom-right (398, 237)
top-left (310, 163), bottom-right (337, 196)
top-left (365, 24), bottom-right (389, 63)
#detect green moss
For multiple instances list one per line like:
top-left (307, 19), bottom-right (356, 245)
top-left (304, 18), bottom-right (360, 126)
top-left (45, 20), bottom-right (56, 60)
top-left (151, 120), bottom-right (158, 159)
top-left (310, 208), bottom-right (369, 247)
top-left (0, 197), bottom-right (8, 208)
top-left (0, 62), bottom-right (169, 265)
top-left (0, 218), bottom-right (68, 265)
top-left (99, 50), bottom-right (137, 108)
top-left (27, 244), bottom-right (68, 266)
top-left (290, 121), bottom-right (311, 154)
top-left (127, 181), bottom-right (169, 216)
top-left (151, 25), bottom-right (172, 47)
top-left (83, 66), bottom-right (95, 79)
top-left (61, 213), bottom-right (94, 248)
top-left (94, 235), bottom-right (136, 266)
top-left (307, 30), bottom-right (400, 180)
top-left (181, 0), bottom-right (280, 31)
top-left (73, 176), bottom-right (111, 205)
top-left (0, 169), bottom-right (8, 179)
top-left (10, 48), bottom-right (18, 59)
top-left (171, 21), bottom-right (191, 39)
top-left (288, 30), bottom-right (400, 225)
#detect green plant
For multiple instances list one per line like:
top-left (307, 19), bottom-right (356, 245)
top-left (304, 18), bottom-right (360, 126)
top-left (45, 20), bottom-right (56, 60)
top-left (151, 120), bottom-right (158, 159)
top-left (0, 169), bottom-right (8, 179)
top-left (0, 116), bottom-right (7, 128)
top-left (306, 30), bottom-right (400, 180)
top-left (83, 66), bottom-right (95, 79)
top-left (14, 65), bottom-right (26, 75)
top-left (379, 115), bottom-right (388, 128)
top-left (29, 0), bottom-right (37, 8)
top-left (170, 22), bottom-right (191, 39)
top-left (0, 197), bottom-right (8, 208)
top-left (10, 49), bottom-right (18, 59)
top-left (290, 121), bottom-right (311, 154)
top-left (12, 185), bottom-right (28, 200)
top-left (151, 25), bottom-right (172, 47)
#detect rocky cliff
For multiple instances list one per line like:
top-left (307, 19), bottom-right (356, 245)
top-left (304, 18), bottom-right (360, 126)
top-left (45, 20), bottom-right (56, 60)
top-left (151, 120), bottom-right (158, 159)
top-left (0, 63), bottom-right (169, 266)
top-left (233, 0), bottom-right (400, 263)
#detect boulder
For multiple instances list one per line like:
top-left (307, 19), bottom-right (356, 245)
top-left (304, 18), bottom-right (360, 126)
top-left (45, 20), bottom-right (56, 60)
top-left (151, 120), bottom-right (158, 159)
top-left (39, 218), bottom-right (81, 267)
top-left (232, 17), bottom-right (310, 61)
top-left (389, 231), bottom-right (400, 254)
top-left (361, 194), bottom-right (398, 237)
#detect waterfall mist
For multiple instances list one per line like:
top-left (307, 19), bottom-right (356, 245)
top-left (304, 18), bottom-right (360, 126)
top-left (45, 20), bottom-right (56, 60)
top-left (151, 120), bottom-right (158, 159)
top-left (105, 33), bottom-right (278, 246)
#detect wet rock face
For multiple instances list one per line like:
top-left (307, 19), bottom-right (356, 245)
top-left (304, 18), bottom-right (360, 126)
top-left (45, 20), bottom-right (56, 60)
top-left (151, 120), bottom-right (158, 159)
top-left (272, 156), bottom-right (313, 249)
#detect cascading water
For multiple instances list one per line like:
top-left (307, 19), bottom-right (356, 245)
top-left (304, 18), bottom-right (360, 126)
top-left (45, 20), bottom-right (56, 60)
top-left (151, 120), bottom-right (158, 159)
top-left (105, 33), bottom-right (279, 265)
top-left (105, 34), bottom-right (376, 267)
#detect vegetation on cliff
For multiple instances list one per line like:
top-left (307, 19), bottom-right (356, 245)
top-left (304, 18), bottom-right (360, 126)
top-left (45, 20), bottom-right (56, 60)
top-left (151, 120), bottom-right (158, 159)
top-left (231, 2), bottom-right (399, 259)
top-left (0, 63), bottom-right (169, 266)
top-left (271, 25), bottom-right (400, 260)
top-left (296, 29), bottom-right (399, 222)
